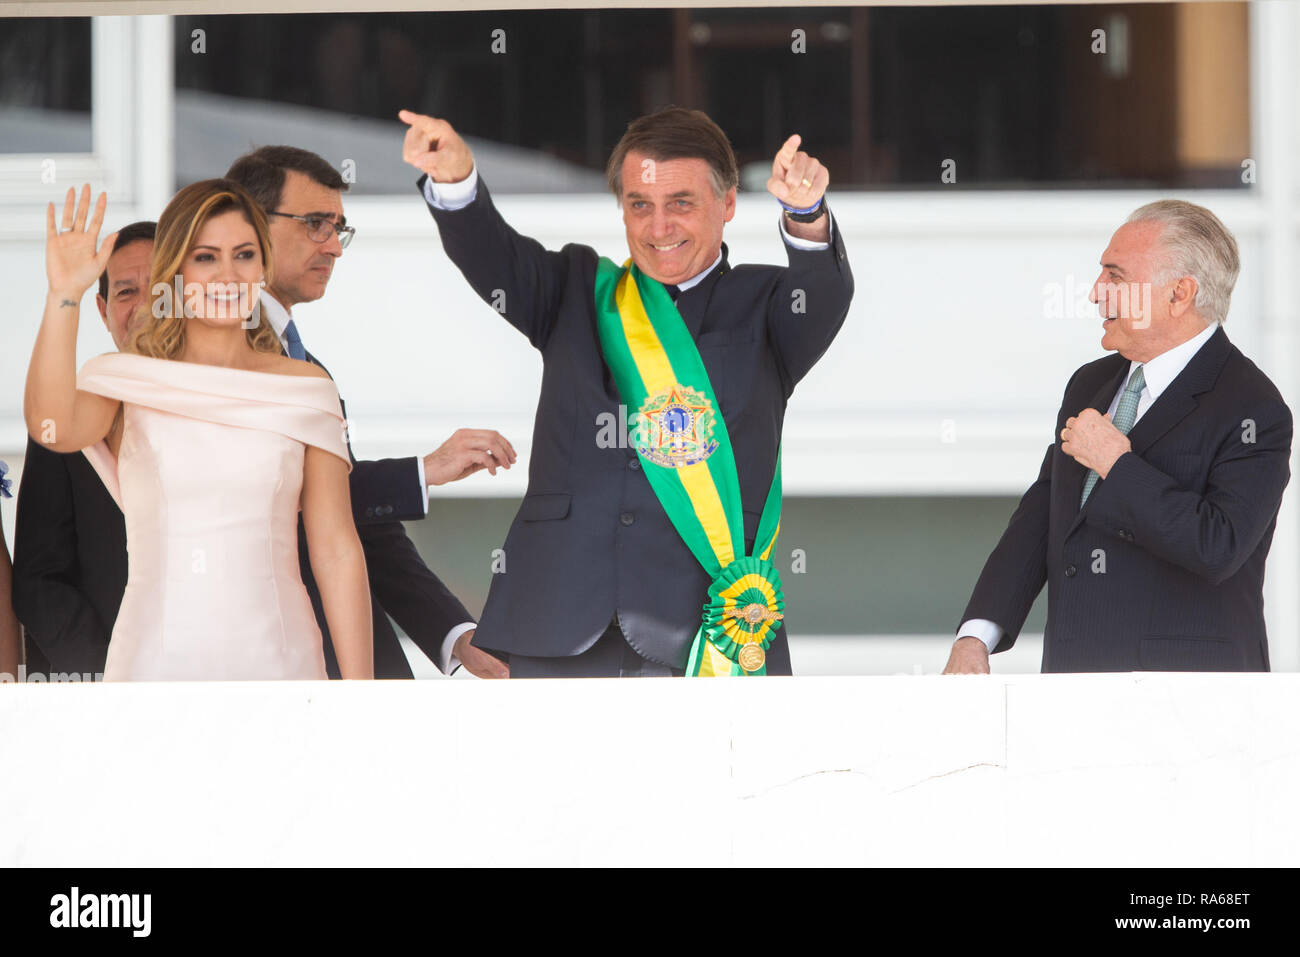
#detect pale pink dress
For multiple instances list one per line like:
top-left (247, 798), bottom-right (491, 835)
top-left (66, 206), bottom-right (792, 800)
top-left (76, 353), bottom-right (351, 681)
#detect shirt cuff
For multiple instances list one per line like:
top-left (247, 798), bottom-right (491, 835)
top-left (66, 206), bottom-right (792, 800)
top-left (440, 621), bottom-right (478, 675)
top-left (779, 209), bottom-right (833, 250)
top-left (422, 165), bottom-right (479, 210)
top-left (415, 457), bottom-right (429, 514)
top-left (956, 619), bottom-right (1003, 654)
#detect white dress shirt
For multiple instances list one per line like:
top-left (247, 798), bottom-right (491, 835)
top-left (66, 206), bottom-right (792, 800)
top-left (958, 321), bottom-right (1222, 654)
top-left (259, 290), bottom-right (476, 674)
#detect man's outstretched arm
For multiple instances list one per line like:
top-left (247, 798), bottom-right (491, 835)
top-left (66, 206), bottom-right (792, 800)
top-left (400, 109), bottom-right (573, 350)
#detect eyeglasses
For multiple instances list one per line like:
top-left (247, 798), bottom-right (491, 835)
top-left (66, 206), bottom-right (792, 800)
top-left (269, 211), bottom-right (355, 249)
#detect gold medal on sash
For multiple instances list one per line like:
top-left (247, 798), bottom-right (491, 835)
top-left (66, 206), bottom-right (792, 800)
top-left (722, 600), bottom-right (783, 672)
top-left (738, 643), bottom-right (766, 673)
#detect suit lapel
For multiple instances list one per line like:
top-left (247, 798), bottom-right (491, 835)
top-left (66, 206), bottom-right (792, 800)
top-left (1124, 326), bottom-right (1230, 455)
top-left (1084, 357), bottom-right (1131, 416)
top-left (1066, 327), bottom-right (1231, 535)
top-left (677, 245), bottom-right (730, 339)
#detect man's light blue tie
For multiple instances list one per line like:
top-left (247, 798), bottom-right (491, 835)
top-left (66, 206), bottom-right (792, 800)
top-left (1080, 365), bottom-right (1145, 507)
top-left (284, 319), bottom-right (307, 361)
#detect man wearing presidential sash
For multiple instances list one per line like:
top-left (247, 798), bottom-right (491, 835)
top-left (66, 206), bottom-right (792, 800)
top-left (401, 106), bottom-right (854, 677)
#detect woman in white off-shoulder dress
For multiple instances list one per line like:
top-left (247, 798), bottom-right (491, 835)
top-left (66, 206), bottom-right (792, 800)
top-left (24, 181), bottom-right (373, 680)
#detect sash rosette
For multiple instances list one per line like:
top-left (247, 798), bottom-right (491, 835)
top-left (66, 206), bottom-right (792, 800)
top-left (594, 257), bottom-right (785, 677)
top-left (699, 556), bottom-right (786, 676)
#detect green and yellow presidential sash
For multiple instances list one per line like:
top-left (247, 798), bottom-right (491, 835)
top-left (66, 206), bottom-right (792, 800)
top-left (594, 257), bottom-right (785, 677)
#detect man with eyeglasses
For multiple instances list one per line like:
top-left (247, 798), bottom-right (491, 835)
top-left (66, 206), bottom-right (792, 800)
top-left (226, 146), bottom-right (512, 679)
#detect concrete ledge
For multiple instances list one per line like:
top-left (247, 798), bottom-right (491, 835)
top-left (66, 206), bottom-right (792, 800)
top-left (1, 674), bottom-right (1295, 866)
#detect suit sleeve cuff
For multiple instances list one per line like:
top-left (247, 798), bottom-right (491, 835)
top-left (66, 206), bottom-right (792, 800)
top-left (779, 209), bottom-right (833, 250)
top-left (440, 621), bottom-right (477, 675)
top-left (422, 165), bottom-right (479, 210)
top-left (415, 457), bottom-right (429, 514)
top-left (956, 619), bottom-right (1003, 654)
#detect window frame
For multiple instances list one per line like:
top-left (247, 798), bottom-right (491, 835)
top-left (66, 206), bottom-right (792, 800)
top-left (0, 16), bottom-right (173, 214)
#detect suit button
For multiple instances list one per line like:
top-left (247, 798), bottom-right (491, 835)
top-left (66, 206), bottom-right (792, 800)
top-left (1118, 528), bottom-right (1133, 541)
top-left (628, 458), bottom-right (640, 471)
top-left (619, 512), bottom-right (635, 526)
top-left (384, 505), bottom-right (393, 515)
top-left (1065, 564), bottom-right (1077, 577)
top-left (365, 507), bottom-right (375, 518)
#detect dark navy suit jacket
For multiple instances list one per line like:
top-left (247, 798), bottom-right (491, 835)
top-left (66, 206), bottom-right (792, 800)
top-left (961, 327), bottom-right (1292, 672)
top-left (13, 435), bottom-right (126, 677)
top-left (422, 176), bottom-right (854, 672)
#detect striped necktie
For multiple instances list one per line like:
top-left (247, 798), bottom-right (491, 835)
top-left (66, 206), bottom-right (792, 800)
top-left (283, 319), bottom-right (307, 361)
top-left (1080, 365), bottom-right (1146, 506)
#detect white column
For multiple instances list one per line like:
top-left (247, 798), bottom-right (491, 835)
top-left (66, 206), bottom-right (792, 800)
top-left (133, 15), bottom-right (175, 219)
top-left (91, 17), bottom-right (131, 198)
top-left (88, 15), bottom-right (172, 215)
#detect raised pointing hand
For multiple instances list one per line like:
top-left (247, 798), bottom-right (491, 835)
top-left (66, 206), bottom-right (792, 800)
top-left (766, 134), bottom-right (829, 209)
top-left (398, 109), bottom-right (475, 184)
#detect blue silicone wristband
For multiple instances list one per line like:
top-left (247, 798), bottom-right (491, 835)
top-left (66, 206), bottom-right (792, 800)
top-left (778, 197), bottom-right (824, 216)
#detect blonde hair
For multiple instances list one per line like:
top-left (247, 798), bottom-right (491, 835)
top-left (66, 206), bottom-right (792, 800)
top-left (129, 179), bottom-right (281, 358)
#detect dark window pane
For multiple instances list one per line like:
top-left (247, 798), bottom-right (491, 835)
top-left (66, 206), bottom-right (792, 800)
top-left (173, 4), bottom-right (1250, 193)
top-left (0, 18), bottom-right (92, 154)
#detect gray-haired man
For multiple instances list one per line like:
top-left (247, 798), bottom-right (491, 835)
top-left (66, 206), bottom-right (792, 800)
top-left (947, 199), bottom-right (1292, 674)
